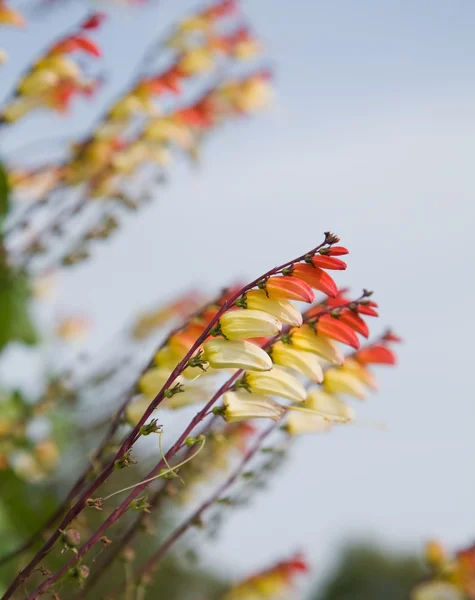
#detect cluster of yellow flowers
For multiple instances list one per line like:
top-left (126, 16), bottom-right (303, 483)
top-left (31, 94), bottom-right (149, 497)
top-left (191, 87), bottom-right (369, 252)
top-left (412, 541), bottom-right (475, 600)
top-left (222, 553), bottom-right (309, 599)
top-left (127, 241), bottom-right (398, 440)
top-left (1, 12), bottom-right (104, 123)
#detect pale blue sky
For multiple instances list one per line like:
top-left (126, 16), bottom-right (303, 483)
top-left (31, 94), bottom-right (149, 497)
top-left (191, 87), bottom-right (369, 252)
top-left (2, 0), bottom-right (475, 591)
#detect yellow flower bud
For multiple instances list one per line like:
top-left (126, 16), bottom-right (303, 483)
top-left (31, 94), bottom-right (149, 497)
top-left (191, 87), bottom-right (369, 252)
top-left (341, 358), bottom-right (378, 391)
top-left (245, 290), bottom-right (303, 327)
top-left (178, 47), bottom-right (215, 75)
top-left (323, 368), bottom-right (367, 400)
top-left (223, 391), bottom-right (284, 423)
top-left (126, 396), bottom-right (150, 426)
top-left (412, 581), bottom-right (463, 600)
top-left (203, 339), bottom-right (272, 371)
top-left (18, 69), bottom-right (59, 95)
top-left (291, 325), bottom-right (344, 365)
top-left (286, 412), bottom-right (332, 437)
top-left (271, 342), bottom-right (324, 382)
top-left (219, 309), bottom-right (282, 340)
top-left (244, 367), bottom-right (307, 403)
top-left (306, 389), bottom-right (355, 422)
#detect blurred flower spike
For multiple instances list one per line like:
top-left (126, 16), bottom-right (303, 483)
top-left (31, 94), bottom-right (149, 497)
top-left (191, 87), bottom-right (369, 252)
top-left (222, 553), bottom-right (309, 599)
top-left (412, 541), bottom-right (475, 600)
top-left (1, 15), bottom-right (105, 122)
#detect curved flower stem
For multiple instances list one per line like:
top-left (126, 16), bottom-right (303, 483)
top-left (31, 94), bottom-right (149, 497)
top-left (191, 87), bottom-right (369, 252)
top-left (14, 239), bottom-right (330, 600)
top-left (75, 417), bottom-right (220, 600)
top-left (0, 293), bottom-right (219, 568)
top-left (132, 422), bottom-right (279, 589)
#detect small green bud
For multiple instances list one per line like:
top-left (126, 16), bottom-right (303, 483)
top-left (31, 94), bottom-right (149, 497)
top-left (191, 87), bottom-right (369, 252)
top-left (61, 529), bottom-right (80, 548)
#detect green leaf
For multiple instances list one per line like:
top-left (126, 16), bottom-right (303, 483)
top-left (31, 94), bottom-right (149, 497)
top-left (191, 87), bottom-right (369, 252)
top-left (0, 160), bottom-right (9, 226)
top-left (0, 269), bottom-right (39, 352)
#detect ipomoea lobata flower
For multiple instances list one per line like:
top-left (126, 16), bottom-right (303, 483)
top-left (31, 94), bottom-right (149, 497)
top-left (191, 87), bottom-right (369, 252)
top-left (341, 358), bottom-right (378, 391)
top-left (263, 275), bottom-right (314, 303)
top-left (286, 412), bottom-right (332, 436)
top-left (306, 389), bottom-right (355, 422)
top-left (290, 264), bottom-right (338, 298)
top-left (223, 391), bottom-right (284, 423)
top-left (323, 368), bottom-right (367, 400)
top-left (270, 342), bottom-right (324, 383)
top-left (218, 309), bottom-right (282, 340)
top-left (244, 290), bottom-right (303, 326)
top-left (202, 339), bottom-right (272, 371)
top-left (290, 325), bottom-right (344, 365)
top-left (241, 367), bottom-right (307, 403)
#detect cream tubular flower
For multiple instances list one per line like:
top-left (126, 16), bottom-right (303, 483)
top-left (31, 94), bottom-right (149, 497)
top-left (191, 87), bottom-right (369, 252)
top-left (203, 339), bottom-right (272, 371)
top-left (223, 391), bottom-right (284, 423)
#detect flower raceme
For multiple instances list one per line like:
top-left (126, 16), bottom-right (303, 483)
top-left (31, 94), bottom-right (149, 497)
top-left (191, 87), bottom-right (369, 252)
top-left (0, 1), bottom-right (24, 26)
top-left (127, 238), bottom-right (395, 433)
top-left (1, 14), bottom-right (105, 122)
top-left (222, 553), bottom-right (309, 599)
top-left (412, 541), bottom-right (475, 600)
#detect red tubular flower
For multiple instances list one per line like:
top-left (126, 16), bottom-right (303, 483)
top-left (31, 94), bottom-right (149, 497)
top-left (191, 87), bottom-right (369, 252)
top-left (316, 315), bottom-right (360, 349)
top-left (338, 309), bottom-right (369, 338)
top-left (356, 304), bottom-right (379, 317)
top-left (72, 35), bottom-right (102, 57)
top-left (177, 98), bottom-right (216, 128)
top-left (382, 330), bottom-right (403, 343)
top-left (202, 0), bottom-right (238, 20)
top-left (355, 345), bottom-right (396, 365)
top-left (81, 12), bottom-right (106, 30)
top-left (320, 245), bottom-right (349, 256)
top-left (278, 554), bottom-right (310, 577)
top-left (146, 66), bottom-right (183, 96)
top-left (51, 35), bottom-right (101, 57)
top-left (264, 276), bottom-right (314, 303)
top-left (51, 82), bottom-right (78, 113)
top-left (311, 255), bottom-right (347, 270)
top-left (291, 264), bottom-right (338, 298)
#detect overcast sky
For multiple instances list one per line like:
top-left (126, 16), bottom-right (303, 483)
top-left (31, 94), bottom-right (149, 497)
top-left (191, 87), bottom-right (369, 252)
top-left (2, 0), bottom-right (475, 592)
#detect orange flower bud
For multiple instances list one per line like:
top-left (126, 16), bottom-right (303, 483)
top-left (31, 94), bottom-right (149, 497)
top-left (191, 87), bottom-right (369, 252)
top-left (291, 264), bottom-right (338, 298)
top-left (316, 315), bottom-right (360, 349)
top-left (264, 276), bottom-right (314, 303)
top-left (355, 345), bottom-right (396, 365)
top-left (311, 255), bottom-right (347, 270)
